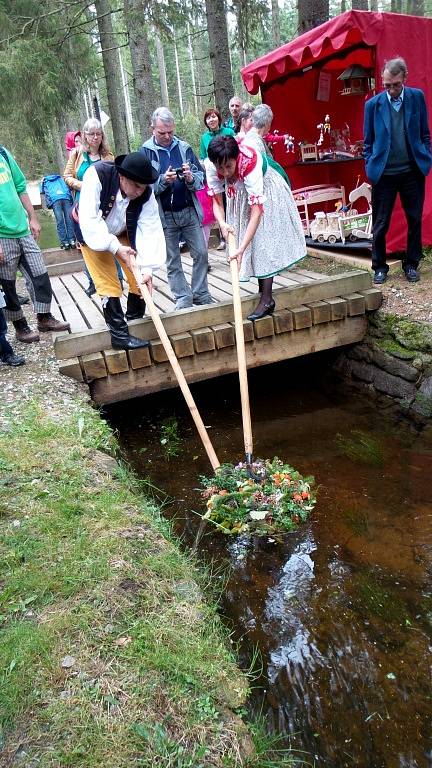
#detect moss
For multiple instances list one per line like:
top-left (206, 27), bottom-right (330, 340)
top-left (368, 312), bottom-right (432, 355)
top-left (411, 392), bottom-right (432, 418)
top-left (374, 337), bottom-right (416, 360)
top-left (342, 508), bottom-right (369, 537)
top-left (355, 573), bottom-right (408, 624)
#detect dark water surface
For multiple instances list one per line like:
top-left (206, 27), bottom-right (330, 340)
top-left (106, 356), bottom-right (432, 768)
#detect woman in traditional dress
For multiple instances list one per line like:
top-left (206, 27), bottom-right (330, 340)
top-left (207, 133), bottom-right (305, 320)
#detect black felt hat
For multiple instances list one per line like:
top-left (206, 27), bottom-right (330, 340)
top-left (115, 152), bottom-right (158, 184)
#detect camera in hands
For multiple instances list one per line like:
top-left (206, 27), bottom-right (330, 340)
top-left (174, 167), bottom-right (185, 180)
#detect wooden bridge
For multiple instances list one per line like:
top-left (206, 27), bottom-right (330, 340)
top-left (46, 246), bottom-right (382, 405)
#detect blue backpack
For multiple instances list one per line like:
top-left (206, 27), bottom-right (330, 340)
top-left (40, 175), bottom-right (72, 208)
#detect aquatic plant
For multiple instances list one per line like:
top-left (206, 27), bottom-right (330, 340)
top-left (160, 417), bottom-right (181, 458)
top-left (199, 458), bottom-right (316, 535)
top-left (335, 430), bottom-right (385, 467)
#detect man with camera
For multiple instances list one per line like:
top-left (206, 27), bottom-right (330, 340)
top-left (140, 107), bottom-right (213, 310)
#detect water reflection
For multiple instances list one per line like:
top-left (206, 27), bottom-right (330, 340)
top-left (107, 358), bottom-right (432, 768)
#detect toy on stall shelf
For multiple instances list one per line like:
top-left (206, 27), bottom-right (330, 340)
top-left (317, 114), bottom-right (331, 146)
top-left (309, 181), bottom-right (372, 245)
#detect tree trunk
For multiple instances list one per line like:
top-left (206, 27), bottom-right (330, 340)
top-left (351, 0), bottom-right (368, 8)
top-left (340, 0), bottom-right (346, 11)
top-left (123, 0), bottom-right (157, 139)
top-left (173, 36), bottom-right (184, 118)
top-left (187, 22), bottom-right (199, 115)
top-left (298, 0), bottom-right (329, 33)
top-left (94, 0), bottom-right (129, 153)
top-left (407, 0), bottom-right (424, 14)
top-left (205, 0), bottom-right (234, 116)
top-left (271, 0), bottom-right (281, 47)
top-left (390, 0), bottom-right (402, 11)
top-left (369, 0), bottom-right (378, 10)
top-left (155, 33), bottom-right (169, 107)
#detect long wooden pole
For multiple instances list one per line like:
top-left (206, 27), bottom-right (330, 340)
top-left (228, 234), bottom-right (253, 462)
top-left (130, 260), bottom-right (220, 472)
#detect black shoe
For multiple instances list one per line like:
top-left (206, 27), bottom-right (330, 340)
top-left (405, 266), bottom-right (420, 283)
top-left (1, 352), bottom-right (26, 366)
top-left (85, 283), bottom-right (96, 297)
top-left (111, 335), bottom-right (150, 351)
top-left (373, 269), bottom-right (387, 285)
top-left (17, 293), bottom-right (29, 305)
top-left (247, 299), bottom-right (275, 322)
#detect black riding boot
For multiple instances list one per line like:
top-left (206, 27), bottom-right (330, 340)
top-left (102, 297), bottom-right (149, 350)
top-left (126, 292), bottom-right (146, 321)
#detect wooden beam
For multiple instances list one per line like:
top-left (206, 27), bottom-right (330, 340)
top-left (91, 316), bottom-right (368, 404)
top-left (82, 352), bottom-right (107, 380)
top-left (54, 271), bottom-right (372, 361)
top-left (58, 357), bottom-right (83, 382)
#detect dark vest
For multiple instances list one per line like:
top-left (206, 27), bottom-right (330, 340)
top-left (73, 161), bottom-right (152, 248)
top-left (384, 101), bottom-right (412, 176)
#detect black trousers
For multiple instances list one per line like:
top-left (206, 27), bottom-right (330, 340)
top-left (371, 168), bottom-right (425, 273)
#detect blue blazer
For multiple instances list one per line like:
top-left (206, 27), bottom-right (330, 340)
top-left (363, 87), bottom-right (431, 185)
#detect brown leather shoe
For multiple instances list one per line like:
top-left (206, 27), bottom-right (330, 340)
top-left (15, 326), bottom-right (40, 343)
top-left (37, 314), bottom-right (71, 333)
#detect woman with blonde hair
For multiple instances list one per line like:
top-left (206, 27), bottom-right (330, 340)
top-left (64, 118), bottom-right (118, 295)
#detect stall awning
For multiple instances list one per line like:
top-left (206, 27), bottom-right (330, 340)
top-left (241, 11), bottom-right (384, 94)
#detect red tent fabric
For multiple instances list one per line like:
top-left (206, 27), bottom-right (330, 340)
top-left (241, 11), bottom-right (432, 253)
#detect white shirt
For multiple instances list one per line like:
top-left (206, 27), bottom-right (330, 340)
top-left (78, 165), bottom-right (166, 275)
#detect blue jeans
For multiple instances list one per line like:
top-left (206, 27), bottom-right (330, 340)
top-left (163, 208), bottom-right (212, 307)
top-left (52, 199), bottom-right (75, 245)
top-left (0, 307), bottom-right (14, 359)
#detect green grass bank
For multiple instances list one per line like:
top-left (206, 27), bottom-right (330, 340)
top-left (0, 399), bottom-right (260, 767)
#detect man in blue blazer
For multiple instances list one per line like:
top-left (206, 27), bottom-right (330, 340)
top-left (364, 57), bottom-right (431, 284)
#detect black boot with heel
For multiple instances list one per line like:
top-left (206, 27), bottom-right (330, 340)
top-left (103, 297), bottom-right (149, 350)
top-left (125, 292), bottom-right (146, 321)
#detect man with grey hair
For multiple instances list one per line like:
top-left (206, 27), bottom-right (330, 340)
top-left (140, 107), bottom-right (213, 309)
top-left (364, 56), bottom-right (431, 284)
top-left (223, 96), bottom-right (242, 131)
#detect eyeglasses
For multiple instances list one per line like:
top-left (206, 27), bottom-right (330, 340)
top-left (86, 131), bottom-right (102, 137)
top-left (382, 81), bottom-right (404, 90)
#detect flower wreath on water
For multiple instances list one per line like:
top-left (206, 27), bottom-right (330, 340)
top-left (199, 457), bottom-right (316, 535)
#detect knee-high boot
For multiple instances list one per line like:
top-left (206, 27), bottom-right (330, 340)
top-left (126, 292), bottom-right (146, 321)
top-left (102, 297), bottom-right (149, 350)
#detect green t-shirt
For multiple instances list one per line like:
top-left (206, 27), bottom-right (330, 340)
top-left (0, 147), bottom-right (30, 238)
top-left (200, 126), bottom-right (235, 159)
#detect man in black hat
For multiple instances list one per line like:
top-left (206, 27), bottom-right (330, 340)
top-left (78, 151), bottom-right (166, 350)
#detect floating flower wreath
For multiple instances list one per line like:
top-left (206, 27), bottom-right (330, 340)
top-left (199, 458), bottom-right (316, 535)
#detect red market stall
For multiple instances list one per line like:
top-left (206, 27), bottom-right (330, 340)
top-left (241, 10), bottom-right (432, 252)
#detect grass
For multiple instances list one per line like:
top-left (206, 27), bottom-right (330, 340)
top-left (335, 429), bottom-right (385, 467)
top-left (0, 401), bottom-right (252, 766)
top-left (0, 399), bottom-right (312, 766)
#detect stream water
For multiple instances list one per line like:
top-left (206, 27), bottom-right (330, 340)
top-left (106, 355), bottom-right (432, 768)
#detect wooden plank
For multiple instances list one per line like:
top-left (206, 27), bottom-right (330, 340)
top-left (49, 276), bottom-right (88, 332)
top-left (361, 288), bottom-right (383, 311)
top-left (151, 339), bottom-right (169, 363)
top-left (47, 259), bottom-right (85, 277)
top-left (325, 297), bottom-right (347, 321)
top-left (61, 273), bottom-right (106, 329)
top-left (212, 323), bottom-right (235, 349)
top-left (54, 271), bottom-right (372, 360)
top-left (58, 357), bottom-right (83, 382)
top-left (103, 349), bottom-right (129, 374)
top-left (253, 316), bottom-right (275, 338)
top-left (170, 332), bottom-right (195, 358)
top-left (43, 247), bottom-right (81, 266)
top-left (81, 352), bottom-right (107, 380)
top-left (242, 319), bottom-right (254, 342)
top-left (273, 309), bottom-right (293, 334)
top-left (191, 327), bottom-right (216, 353)
top-left (308, 300), bottom-right (332, 325)
top-left (291, 305), bottom-right (312, 329)
top-left (128, 345), bottom-right (152, 369)
top-left (343, 293), bottom-right (366, 316)
top-left (91, 316), bottom-right (368, 404)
